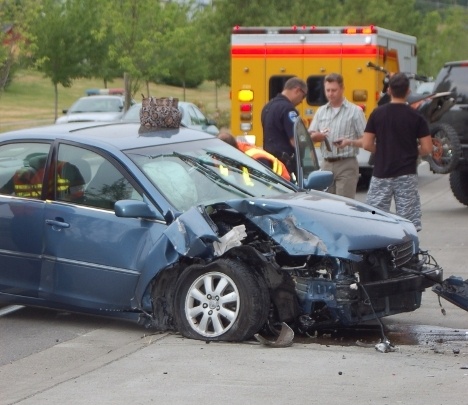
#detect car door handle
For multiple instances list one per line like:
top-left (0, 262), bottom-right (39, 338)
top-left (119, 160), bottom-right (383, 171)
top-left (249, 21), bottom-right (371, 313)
top-left (45, 219), bottom-right (70, 229)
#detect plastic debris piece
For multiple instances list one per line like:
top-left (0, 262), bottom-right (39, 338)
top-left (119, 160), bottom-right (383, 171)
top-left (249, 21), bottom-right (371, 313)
top-left (254, 322), bottom-right (294, 348)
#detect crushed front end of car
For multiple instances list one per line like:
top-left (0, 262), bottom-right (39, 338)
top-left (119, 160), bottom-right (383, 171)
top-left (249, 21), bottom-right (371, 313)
top-left (129, 142), bottom-right (443, 340)
top-left (219, 194), bottom-right (443, 334)
top-left (293, 246), bottom-right (440, 331)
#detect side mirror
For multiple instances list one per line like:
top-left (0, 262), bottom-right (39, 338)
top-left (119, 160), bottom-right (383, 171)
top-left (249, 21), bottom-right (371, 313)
top-left (303, 170), bottom-right (333, 191)
top-left (114, 199), bottom-right (164, 221)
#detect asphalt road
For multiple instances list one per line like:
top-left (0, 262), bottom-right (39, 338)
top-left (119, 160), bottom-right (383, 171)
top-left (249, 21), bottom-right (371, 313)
top-left (1, 162), bottom-right (467, 405)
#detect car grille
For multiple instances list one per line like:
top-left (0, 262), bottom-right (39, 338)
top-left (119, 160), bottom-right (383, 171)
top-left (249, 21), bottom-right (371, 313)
top-left (387, 240), bottom-right (414, 268)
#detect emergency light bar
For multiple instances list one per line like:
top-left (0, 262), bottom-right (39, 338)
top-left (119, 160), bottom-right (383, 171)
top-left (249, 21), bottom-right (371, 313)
top-left (233, 26), bottom-right (377, 35)
top-left (342, 26), bottom-right (377, 34)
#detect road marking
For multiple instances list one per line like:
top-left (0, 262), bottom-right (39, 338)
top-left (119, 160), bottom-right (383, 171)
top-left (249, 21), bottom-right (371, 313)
top-left (0, 305), bottom-right (24, 317)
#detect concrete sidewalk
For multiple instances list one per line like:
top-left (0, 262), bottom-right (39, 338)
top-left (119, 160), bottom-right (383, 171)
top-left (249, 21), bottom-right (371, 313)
top-left (1, 324), bottom-right (467, 405)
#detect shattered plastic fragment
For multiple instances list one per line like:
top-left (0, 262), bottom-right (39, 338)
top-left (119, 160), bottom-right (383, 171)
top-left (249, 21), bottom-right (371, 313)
top-left (254, 323), bottom-right (294, 348)
top-left (212, 225), bottom-right (247, 255)
top-left (375, 340), bottom-right (396, 353)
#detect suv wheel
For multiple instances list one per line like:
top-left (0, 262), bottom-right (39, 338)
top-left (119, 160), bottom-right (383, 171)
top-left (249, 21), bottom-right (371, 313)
top-left (449, 169), bottom-right (468, 206)
top-left (426, 122), bottom-right (461, 174)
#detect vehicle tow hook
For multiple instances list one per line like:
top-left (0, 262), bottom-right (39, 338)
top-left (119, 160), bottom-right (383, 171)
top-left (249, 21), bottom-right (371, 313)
top-left (254, 322), bottom-right (294, 348)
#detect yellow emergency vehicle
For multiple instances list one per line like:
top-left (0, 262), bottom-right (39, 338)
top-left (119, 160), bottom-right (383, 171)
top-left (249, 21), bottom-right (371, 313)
top-left (231, 25), bottom-right (417, 145)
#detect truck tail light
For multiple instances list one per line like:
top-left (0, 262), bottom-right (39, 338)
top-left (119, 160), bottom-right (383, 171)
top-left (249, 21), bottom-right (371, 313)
top-left (240, 123), bottom-right (252, 132)
top-left (238, 90), bottom-right (253, 102)
top-left (240, 104), bottom-right (252, 120)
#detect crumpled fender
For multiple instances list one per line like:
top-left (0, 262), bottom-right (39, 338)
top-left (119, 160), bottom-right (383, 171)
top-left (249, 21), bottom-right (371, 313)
top-left (132, 207), bottom-right (219, 308)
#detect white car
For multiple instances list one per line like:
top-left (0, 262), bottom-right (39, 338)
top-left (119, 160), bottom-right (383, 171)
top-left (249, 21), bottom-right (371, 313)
top-left (314, 144), bottom-right (373, 188)
top-left (56, 95), bottom-right (131, 124)
top-left (122, 101), bottom-right (219, 135)
top-left (416, 81), bottom-right (435, 96)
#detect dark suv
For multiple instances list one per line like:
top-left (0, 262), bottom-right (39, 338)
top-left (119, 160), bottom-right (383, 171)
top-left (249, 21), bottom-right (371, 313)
top-left (433, 60), bottom-right (468, 205)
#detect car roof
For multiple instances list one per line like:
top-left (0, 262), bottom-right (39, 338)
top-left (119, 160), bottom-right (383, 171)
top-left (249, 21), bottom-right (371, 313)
top-left (443, 60), bottom-right (468, 67)
top-left (1, 122), bottom-right (215, 151)
top-left (127, 101), bottom-right (196, 109)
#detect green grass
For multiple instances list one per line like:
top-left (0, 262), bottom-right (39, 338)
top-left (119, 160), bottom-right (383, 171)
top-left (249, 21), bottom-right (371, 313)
top-left (0, 70), bottom-right (231, 133)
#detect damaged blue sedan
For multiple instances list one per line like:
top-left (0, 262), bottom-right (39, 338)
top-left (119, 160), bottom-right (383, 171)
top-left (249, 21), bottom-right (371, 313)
top-left (0, 120), bottom-right (442, 341)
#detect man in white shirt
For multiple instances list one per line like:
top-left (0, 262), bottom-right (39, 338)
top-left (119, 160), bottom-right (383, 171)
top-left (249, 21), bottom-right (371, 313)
top-left (309, 73), bottom-right (366, 198)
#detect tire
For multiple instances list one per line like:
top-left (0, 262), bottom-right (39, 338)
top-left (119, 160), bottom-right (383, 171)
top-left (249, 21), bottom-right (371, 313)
top-left (426, 122), bottom-right (461, 174)
top-left (449, 169), bottom-right (468, 206)
top-left (173, 258), bottom-right (270, 341)
top-left (357, 169), bottom-right (372, 190)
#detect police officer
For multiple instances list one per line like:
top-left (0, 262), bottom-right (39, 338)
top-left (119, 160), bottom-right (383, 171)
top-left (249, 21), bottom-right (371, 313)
top-left (261, 77), bottom-right (307, 178)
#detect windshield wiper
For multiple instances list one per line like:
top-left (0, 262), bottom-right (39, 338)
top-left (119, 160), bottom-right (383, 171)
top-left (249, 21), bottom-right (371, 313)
top-left (173, 152), bottom-right (255, 197)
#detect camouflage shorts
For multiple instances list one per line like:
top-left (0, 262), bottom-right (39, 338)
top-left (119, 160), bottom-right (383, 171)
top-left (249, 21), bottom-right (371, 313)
top-left (366, 174), bottom-right (422, 231)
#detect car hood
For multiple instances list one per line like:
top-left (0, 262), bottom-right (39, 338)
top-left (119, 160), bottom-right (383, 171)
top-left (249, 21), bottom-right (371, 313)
top-left (162, 191), bottom-right (417, 264)
top-left (225, 191), bottom-right (417, 260)
top-left (56, 112), bottom-right (122, 124)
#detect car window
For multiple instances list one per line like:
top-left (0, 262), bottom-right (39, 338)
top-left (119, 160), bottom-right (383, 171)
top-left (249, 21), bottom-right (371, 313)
top-left (306, 76), bottom-right (327, 105)
top-left (435, 65), bottom-right (468, 103)
top-left (192, 105), bottom-right (208, 126)
top-left (56, 144), bottom-right (142, 209)
top-left (0, 142), bottom-right (51, 199)
top-left (180, 104), bottom-right (197, 126)
top-left (416, 82), bottom-right (435, 95)
top-left (70, 97), bottom-right (123, 113)
top-left (122, 104), bottom-right (141, 121)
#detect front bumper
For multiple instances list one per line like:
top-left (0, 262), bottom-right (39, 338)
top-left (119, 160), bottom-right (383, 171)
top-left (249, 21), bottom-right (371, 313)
top-left (295, 262), bottom-right (443, 329)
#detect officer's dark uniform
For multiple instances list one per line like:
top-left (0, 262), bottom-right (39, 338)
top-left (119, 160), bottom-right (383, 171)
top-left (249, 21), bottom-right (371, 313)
top-left (261, 94), bottom-right (298, 175)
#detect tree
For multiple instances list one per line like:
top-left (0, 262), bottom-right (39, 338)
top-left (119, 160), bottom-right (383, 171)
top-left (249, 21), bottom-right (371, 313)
top-left (433, 6), bottom-right (468, 72)
top-left (0, 0), bottom-right (35, 94)
top-left (103, 0), bottom-right (194, 106)
top-left (416, 11), bottom-right (443, 76)
top-left (159, 24), bottom-right (206, 99)
top-left (84, 4), bottom-right (123, 89)
top-left (25, 0), bottom-right (100, 120)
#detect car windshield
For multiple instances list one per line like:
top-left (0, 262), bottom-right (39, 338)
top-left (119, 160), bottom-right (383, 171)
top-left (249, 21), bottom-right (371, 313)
top-left (70, 98), bottom-right (122, 113)
top-left (125, 138), bottom-right (295, 211)
top-left (122, 104), bottom-right (140, 121)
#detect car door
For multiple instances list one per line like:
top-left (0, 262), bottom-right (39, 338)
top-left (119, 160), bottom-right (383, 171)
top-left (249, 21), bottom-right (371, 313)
top-left (293, 119), bottom-right (321, 186)
top-left (0, 141), bottom-right (51, 298)
top-left (40, 143), bottom-right (166, 310)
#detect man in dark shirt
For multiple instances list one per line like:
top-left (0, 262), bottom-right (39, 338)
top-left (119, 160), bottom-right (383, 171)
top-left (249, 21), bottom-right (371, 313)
top-left (261, 77), bottom-right (307, 179)
top-left (362, 73), bottom-right (433, 231)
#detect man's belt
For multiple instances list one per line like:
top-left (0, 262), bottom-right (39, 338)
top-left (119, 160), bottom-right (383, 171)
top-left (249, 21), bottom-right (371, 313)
top-left (324, 156), bottom-right (355, 163)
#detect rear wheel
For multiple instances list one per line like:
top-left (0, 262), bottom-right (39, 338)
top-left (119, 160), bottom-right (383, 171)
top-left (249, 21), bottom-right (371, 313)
top-left (173, 258), bottom-right (270, 341)
top-left (426, 122), bottom-right (461, 174)
top-left (449, 169), bottom-right (468, 206)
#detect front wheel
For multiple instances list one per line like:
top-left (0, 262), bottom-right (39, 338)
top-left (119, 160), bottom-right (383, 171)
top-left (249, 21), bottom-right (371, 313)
top-left (449, 169), bottom-right (468, 206)
top-left (425, 122), bottom-right (461, 174)
top-left (173, 258), bottom-right (270, 341)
